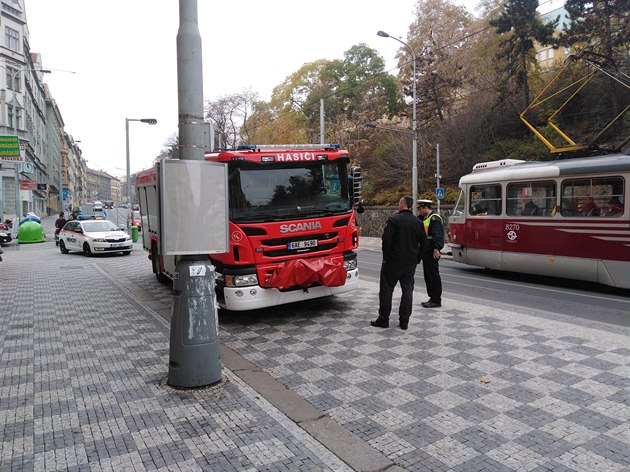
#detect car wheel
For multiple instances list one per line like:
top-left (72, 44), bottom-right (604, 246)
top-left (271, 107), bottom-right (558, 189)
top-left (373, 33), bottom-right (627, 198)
top-left (122, 251), bottom-right (131, 255)
top-left (83, 242), bottom-right (93, 256)
top-left (59, 240), bottom-right (69, 254)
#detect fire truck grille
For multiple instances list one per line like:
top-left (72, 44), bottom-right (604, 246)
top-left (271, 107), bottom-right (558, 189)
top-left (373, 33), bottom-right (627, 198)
top-left (262, 232), bottom-right (338, 247)
top-left (262, 242), bottom-right (337, 258)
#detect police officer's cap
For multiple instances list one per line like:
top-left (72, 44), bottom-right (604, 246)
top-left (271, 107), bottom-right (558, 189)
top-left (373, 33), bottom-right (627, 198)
top-left (417, 199), bottom-right (433, 208)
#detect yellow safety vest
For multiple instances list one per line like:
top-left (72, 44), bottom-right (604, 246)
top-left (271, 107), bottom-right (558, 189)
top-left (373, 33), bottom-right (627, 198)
top-left (423, 213), bottom-right (443, 236)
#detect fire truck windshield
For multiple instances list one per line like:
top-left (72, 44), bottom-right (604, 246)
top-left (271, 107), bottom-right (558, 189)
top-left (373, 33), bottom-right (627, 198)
top-left (228, 161), bottom-right (352, 222)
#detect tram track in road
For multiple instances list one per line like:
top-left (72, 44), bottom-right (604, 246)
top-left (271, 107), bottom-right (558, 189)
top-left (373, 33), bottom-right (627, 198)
top-left (357, 248), bottom-right (630, 331)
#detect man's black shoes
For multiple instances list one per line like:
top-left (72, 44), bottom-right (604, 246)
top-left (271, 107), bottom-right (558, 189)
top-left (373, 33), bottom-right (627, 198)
top-left (422, 301), bottom-right (441, 308)
top-left (370, 318), bottom-right (389, 328)
top-left (399, 321), bottom-right (408, 330)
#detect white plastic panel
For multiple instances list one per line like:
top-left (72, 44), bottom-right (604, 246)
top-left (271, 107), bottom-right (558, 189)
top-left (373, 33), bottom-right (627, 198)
top-left (161, 159), bottom-right (229, 255)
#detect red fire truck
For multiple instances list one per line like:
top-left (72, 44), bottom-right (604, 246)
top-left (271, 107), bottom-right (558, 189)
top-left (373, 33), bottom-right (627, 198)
top-left (136, 144), bottom-right (363, 311)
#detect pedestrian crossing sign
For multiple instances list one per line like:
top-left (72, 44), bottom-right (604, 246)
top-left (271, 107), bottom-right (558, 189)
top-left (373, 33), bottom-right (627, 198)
top-left (436, 187), bottom-right (445, 200)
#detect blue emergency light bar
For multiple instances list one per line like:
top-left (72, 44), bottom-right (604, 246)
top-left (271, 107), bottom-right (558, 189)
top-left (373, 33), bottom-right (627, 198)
top-left (236, 144), bottom-right (340, 151)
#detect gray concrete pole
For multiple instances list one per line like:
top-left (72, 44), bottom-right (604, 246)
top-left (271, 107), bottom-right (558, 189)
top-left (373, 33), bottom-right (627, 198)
top-left (168, 0), bottom-right (221, 388)
top-left (436, 143), bottom-right (441, 214)
top-left (411, 53), bottom-right (418, 217)
top-left (177, 0), bottom-right (204, 161)
top-left (320, 99), bottom-right (325, 145)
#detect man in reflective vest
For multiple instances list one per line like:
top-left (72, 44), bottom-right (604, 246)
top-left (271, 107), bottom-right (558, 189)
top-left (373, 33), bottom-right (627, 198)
top-left (418, 199), bottom-right (444, 308)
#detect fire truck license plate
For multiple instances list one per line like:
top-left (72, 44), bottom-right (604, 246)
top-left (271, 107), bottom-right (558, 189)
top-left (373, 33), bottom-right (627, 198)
top-left (288, 239), bottom-right (318, 250)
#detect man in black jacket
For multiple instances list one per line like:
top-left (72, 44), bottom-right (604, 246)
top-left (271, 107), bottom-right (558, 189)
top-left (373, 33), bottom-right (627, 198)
top-left (418, 199), bottom-right (444, 308)
top-left (371, 196), bottom-right (426, 330)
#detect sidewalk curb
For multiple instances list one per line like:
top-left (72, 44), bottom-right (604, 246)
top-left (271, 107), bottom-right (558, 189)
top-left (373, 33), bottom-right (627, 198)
top-left (98, 261), bottom-right (396, 472)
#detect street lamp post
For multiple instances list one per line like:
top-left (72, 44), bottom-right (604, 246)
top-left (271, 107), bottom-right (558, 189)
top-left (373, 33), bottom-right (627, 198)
top-left (377, 31), bottom-right (419, 215)
top-left (5, 67), bottom-right (51, 236)
top-left (426, 141), bottom-right (441, 214)
top-left (125, 118), bottom-right (157, 232)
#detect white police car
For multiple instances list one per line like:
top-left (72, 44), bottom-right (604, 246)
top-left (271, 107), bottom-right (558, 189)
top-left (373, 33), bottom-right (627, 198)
top-left (59, 219), bottom-right (132, 256)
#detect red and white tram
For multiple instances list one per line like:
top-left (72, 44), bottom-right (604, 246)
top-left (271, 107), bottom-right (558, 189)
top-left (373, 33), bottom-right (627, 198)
top-left (448, 153), bottom-right (630, 289)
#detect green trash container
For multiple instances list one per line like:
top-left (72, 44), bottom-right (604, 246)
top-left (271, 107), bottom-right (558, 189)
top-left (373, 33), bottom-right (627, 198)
top-left (131, 225), bottom-right (139, 243)
top-left (18, 221), bottom-right (45, 244)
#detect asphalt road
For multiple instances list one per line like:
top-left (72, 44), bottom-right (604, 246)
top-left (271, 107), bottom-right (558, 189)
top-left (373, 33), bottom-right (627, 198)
top-left (97, 209), bottom-right (630, 330)
top-left (357, 247), bottom-right (630, 331)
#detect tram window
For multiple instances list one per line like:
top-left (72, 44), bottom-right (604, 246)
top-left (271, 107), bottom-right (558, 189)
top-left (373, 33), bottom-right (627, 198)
top-left (507, 181), bottom-right (556, 216)
top-left (452, 190), bottom-right (466, 216)
top-left (469, 184), bottom-right (501, 216)
top-left (561, 177), bottom-right (624, 217)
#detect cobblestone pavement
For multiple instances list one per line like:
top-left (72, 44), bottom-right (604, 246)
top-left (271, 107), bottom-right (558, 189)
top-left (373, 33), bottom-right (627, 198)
top-left (0, 238), bottom-right (352, 472)
top-left (1, 217), bottom-right (629, 471)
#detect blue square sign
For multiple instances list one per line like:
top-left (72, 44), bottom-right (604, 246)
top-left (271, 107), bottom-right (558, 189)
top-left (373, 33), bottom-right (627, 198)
top-left (436, 187), bottom-right (445, 200)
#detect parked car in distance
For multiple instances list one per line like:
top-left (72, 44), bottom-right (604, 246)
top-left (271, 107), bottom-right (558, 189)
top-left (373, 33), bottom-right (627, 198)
top-left (0, 221), bottom-right (11, 244)
top-left (131, 210), bottom-right (142, 231)
top-left (58, 219), bottom-right (132, 256)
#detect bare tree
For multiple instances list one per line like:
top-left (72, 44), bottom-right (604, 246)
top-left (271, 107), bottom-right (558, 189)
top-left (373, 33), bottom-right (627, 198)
top-left (205, 88), bottom-right (259, 149)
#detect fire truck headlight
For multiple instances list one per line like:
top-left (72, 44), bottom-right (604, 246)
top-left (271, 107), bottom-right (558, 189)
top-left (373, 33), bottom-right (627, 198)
top-left (344, 258), bottom-right (357, 271)
top-left (234, 274), bottom-right (258, 287)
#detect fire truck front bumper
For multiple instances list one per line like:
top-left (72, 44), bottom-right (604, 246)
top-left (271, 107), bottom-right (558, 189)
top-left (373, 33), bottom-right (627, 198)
top-left (218, 268), bottom-right (359, 311)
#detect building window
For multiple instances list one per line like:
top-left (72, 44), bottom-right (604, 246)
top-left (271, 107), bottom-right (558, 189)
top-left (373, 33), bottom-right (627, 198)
top-left (5, 27), bottom-right (20, 52)
top-left (6, 66), bottom-right (20, 91)
top-left (8, 104), bottom-right (21, 131)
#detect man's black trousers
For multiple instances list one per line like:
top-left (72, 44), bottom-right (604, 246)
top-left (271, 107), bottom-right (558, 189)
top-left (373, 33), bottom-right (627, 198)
top-left (422, 254), bottom-right (442, 303)
top-left (378, 261), bottom-right (417, 323)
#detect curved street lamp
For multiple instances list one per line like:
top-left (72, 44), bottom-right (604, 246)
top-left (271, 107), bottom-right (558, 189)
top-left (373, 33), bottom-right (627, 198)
top-left (125, 117), bottom-right (157, 232)
top-left (377, 31), bottom-right (419, 215)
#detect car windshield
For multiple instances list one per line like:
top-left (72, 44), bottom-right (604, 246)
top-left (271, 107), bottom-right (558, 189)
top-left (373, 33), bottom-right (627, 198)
top-left (228, 161), bottom-right (352, 222)
top-left (133, 211), bottom-right (140, 218)
top-left (82, 221), bottom-right (118, 233)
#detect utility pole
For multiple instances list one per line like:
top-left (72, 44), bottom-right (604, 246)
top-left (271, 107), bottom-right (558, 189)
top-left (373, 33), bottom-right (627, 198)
top-left (436, 143), bottom-right (441, 214)
top-left (168, 0), bottom-right (221, 388)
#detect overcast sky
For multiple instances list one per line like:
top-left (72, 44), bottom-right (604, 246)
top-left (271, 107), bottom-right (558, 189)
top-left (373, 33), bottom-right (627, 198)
top-left (24, 0), bottom-right (556, 178)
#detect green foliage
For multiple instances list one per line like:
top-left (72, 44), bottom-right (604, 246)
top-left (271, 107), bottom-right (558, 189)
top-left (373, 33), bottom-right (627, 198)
top-left (483, 138), bottom-right (550, 161)
top-left (151, 0), bottom-right (628, 206)
top-left (562, 0), bottom-right (629, 58)
top-left (490, 0), bottom-right (557, 107)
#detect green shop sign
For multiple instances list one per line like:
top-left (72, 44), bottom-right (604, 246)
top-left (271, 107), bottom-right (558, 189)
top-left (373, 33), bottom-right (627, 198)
top-left (0, 135), bottom-right (21, 159)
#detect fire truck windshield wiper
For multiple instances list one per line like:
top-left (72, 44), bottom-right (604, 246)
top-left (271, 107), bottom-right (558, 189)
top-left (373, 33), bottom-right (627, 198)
top-left (301, 207), bottom-right (352, 217)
